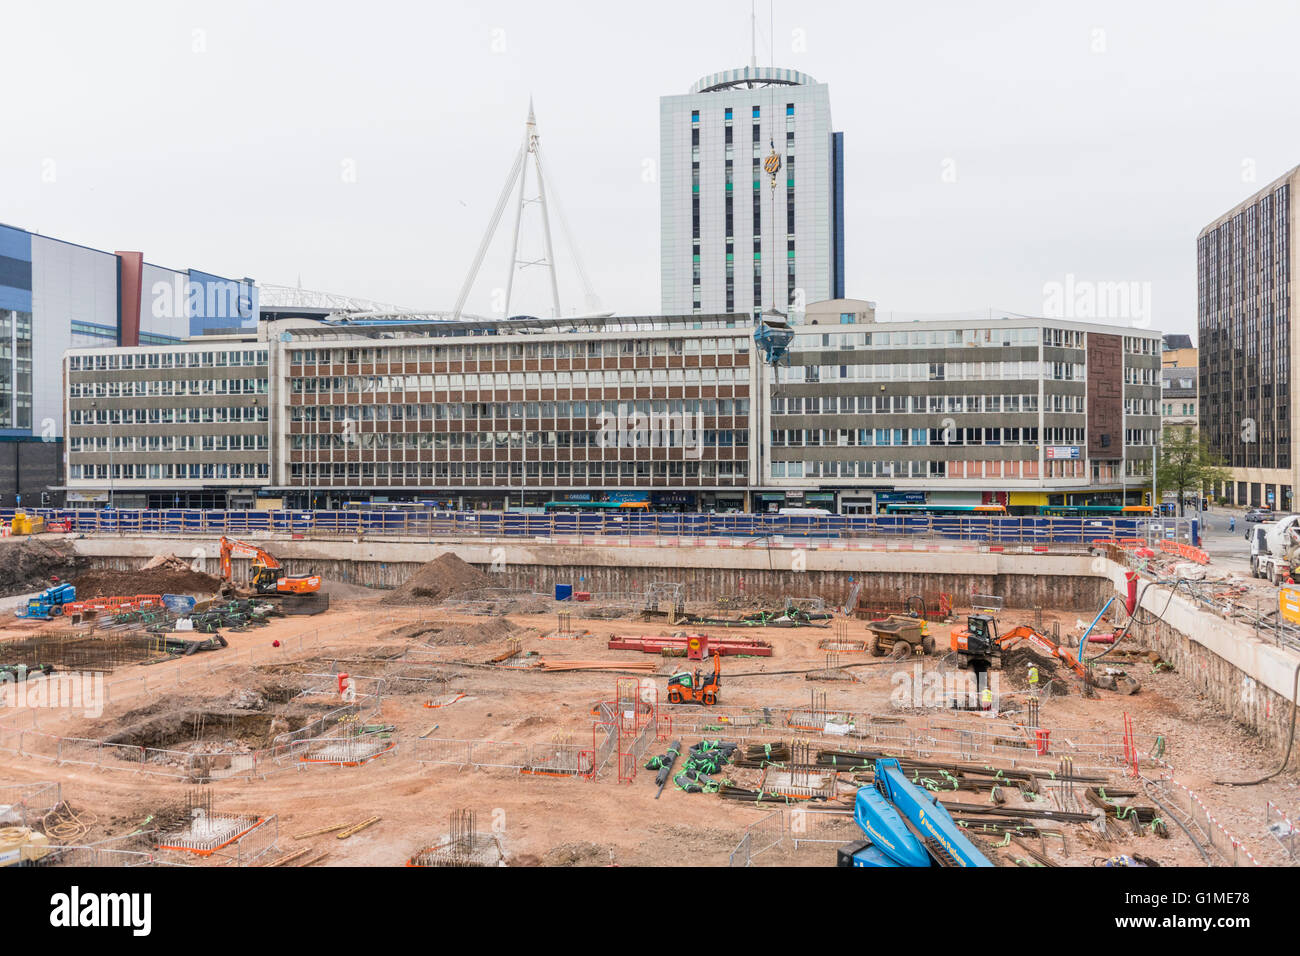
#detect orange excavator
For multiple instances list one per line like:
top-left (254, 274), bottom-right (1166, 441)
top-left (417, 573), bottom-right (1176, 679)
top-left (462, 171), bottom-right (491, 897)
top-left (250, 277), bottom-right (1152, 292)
top-left (218, 537), bottom-right (322, 597)
top-left (949, 614), bottom-right (1088, 681)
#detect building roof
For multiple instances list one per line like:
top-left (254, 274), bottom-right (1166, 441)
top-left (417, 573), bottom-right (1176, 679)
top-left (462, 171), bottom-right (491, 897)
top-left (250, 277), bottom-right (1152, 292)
top-left (1162, 367), bottom-right (1198, 394)
top-left (1197, 164), bottom-right (1300, 238)
top-left (688, 66), bottom-right (817, 94)
top-left (1162, 333), bottom-right (1194, 350)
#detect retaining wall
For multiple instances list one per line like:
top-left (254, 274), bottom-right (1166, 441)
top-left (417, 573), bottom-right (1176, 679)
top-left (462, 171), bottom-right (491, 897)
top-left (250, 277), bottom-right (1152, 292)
top-left (74, 536), bottom-right (1107, 609)
top-left (1103, 560), bottom-right (1300, 755)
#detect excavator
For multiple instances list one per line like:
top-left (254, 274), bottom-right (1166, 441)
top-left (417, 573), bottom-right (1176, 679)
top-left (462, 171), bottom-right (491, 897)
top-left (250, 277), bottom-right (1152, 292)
top-left (666, 653), bottom-right (722, 706)
top-left (218, 537), bottom-right (325, 611)
top-left (948, 613), bottom-right (1088, 680)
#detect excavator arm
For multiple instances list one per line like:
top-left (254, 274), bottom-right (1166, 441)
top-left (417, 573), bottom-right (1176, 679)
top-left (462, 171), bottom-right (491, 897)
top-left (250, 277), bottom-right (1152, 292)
top-left (995, 624), bottom-right (1088, 679)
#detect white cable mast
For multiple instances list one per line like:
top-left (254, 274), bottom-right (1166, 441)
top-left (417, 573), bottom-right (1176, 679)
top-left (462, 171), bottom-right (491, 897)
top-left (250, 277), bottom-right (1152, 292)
top-left (454, 100), bottom-right (567, 320)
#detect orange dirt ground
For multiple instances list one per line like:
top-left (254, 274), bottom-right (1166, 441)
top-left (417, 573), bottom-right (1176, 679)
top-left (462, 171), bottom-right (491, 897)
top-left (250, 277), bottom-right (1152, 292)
top-left (0, 593), bottom-right (1294, 867)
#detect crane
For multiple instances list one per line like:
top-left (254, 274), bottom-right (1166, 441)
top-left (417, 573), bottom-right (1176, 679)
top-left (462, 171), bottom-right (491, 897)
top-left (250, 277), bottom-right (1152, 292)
top-left (218, 537), bottom-right (321, 596)
top-left (840, 758), bottom-right (994, 867)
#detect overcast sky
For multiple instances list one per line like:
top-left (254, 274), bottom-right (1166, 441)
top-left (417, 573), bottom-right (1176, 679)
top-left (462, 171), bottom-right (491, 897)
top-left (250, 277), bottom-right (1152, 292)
top-left (4, 0), bottom-right (1298, 337)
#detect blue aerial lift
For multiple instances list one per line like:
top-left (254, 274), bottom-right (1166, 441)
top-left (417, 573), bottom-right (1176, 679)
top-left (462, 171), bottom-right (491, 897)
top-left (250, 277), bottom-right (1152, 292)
top-left (15, 582), bottom-right (76, 621)
top-left (838, 758), bottom-right (994, 868)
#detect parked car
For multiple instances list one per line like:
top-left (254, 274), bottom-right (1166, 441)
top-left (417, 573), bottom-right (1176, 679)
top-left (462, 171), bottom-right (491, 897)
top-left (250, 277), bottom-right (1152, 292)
top-left (1245, 509), bottom-right (1273, 523)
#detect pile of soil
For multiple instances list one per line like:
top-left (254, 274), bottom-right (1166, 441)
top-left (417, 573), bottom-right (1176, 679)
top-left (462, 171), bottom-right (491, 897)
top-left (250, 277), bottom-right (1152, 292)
top-left (319, 577), bottom-right (380, 599)
top-left (433, 617), bottom-right (520, 645)
top-left (383, 552), bottom-right (490, 605)
top-left (1001, 646), bottom-right (1062, 688)
top-left (0, 538), bottom-right (87, 597)
top-left (73, 563), bottom-right (221, 599)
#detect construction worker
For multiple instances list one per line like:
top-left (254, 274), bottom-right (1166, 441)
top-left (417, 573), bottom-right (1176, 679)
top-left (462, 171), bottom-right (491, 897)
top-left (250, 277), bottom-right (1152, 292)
top-left (1028, 664), bottom-right (1040, 692)
top-left (981, 685), bottom-right (994, 711)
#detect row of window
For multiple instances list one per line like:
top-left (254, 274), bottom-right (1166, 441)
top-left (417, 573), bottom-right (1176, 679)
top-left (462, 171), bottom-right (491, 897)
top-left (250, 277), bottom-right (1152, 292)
top-left (289, 337), bottom-right (750, 365)
top-left (69, 463), bottom-right (269, 481)
top-left (69, 350), bottom-right (267, 371)
top-left (291, 429), bottom-right (750, 451)
top-left (289, 460), bottom-right (749, 481)
top-left (770, 426), bottom-right (1080, 447)
top-left (771, 393), bottom-right (1055, 415)
top-left (793, 327), bottom-right (1045, 350)
top-left (290, 398), bottom-right (751, 424)
top-left (771, 459), bottom-right (1095, 480)
top-left (69, 406), bottom-right (269, 425)
top-left (289, 366), bottom-right (752, 394)
top-left (1162, 402), bottom-right (1197, 416)
top-left (69, 435), bottom-right (268, 453)
top-left (1124, 367), bottom-right (1160, 385)
top-left (782, 361), bottom-right (1079, 384)
top-left (1125, 429), bottom-right (1158, 445)
top-left (69, 378), bottom-right (269, 398)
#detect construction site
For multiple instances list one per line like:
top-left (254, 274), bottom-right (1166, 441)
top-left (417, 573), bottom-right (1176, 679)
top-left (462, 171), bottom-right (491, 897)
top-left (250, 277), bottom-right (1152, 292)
top-left (1, 521), bottom-right (1296, 870)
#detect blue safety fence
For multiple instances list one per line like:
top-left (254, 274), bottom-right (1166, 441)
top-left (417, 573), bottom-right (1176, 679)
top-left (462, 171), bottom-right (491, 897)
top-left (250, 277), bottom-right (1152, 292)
top-left (0, 507), bottom-right (1164, 544)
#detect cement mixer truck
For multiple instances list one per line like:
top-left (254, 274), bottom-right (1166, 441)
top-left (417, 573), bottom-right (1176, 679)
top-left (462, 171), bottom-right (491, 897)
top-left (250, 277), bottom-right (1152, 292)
top-left (1249, 514), bottom-right (1300, 585)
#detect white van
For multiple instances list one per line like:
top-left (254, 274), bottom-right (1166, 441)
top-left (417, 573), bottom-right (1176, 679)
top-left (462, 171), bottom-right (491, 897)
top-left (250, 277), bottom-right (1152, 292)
top-left (777, 507), bottom-right (832, 516)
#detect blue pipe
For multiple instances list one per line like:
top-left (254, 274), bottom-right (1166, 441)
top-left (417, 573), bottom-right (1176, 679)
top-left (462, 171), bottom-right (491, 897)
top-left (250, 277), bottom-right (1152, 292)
top-left (1079, 596), bottom-right (1116, 662)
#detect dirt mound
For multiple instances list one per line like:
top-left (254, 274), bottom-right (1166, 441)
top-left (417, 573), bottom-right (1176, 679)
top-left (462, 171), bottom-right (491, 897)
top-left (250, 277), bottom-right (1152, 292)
top-left (1001, 646), bottom-right (1062, 687)
top-left (383, 552), bottom-right (490, 605)
top-left (73, 563), bottom-right (221, 599)
top-left (0, 538), bottom-right (88, 597)
top-left (319, 577), bottom-right (380, 599)
top-left (434, 617), bottom-right (521, 645)
top-left (541, 841), bottom-right (613, 867)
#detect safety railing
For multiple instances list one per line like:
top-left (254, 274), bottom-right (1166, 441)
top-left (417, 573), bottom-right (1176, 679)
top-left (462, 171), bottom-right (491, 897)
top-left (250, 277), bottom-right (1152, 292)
top-left (0, 780), bottom-right (62, 828)
top-left (8, 507), bottom-right (1192, 546)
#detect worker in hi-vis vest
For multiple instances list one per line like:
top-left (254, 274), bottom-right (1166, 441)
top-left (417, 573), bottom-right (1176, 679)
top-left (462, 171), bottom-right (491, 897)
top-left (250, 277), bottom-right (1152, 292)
top-left (1028, 665), bottom-right (1040, 690)
top-left (981, 685), bottom-right (993, 710)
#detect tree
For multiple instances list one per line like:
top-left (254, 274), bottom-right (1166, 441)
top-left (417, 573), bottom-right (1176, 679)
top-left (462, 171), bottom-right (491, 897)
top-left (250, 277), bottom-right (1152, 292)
top-left (1157, 428), bottom-right (1229, 516)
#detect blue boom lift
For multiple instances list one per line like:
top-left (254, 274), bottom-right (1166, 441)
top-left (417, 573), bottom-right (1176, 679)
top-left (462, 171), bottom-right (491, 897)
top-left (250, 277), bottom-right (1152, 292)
top-left (838, 758), bottom-right (994, 868)
top-left (15, 583), bottom-right (76, 621)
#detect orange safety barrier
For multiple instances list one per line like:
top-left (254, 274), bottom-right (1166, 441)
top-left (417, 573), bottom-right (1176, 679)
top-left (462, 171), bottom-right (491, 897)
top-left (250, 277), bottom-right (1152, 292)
top-left (1157, 539), bottom-right (1209, 565)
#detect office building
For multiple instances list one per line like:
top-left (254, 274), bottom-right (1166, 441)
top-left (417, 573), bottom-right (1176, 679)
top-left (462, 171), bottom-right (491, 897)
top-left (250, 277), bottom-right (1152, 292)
top-left (758, 301), bottom-right (1162, 514)
top-left (0, 221), bottom-right (259, 505)
top-left (62, 306), bottom-right (1161, 513)
top-left (660, 66), bottom-right (844, 319)
top-left (1197, 164), bottom-right (1299, 510)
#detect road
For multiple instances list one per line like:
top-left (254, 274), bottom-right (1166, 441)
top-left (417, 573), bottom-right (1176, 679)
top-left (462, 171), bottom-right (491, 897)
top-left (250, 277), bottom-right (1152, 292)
top-left (1193, 508), bottom-right (1252, 574)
